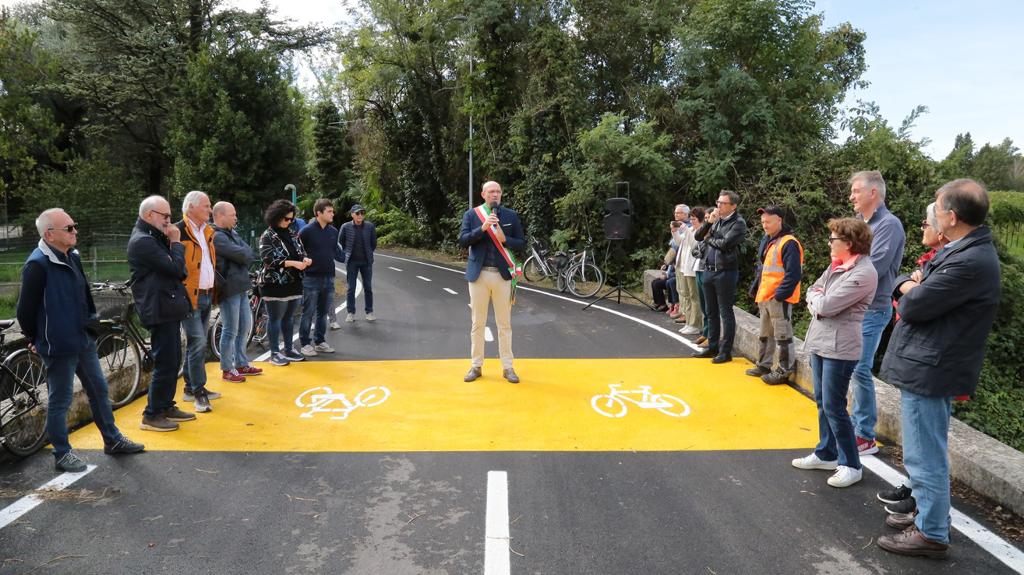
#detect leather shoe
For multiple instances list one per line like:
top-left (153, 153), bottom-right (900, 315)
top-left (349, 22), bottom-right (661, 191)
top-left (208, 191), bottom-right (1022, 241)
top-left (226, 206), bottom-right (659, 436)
top-left (694, 347), bottom-right (718, 359)
top-left (877, 525), bottom-right (948, 558)
top-left (464, 367), bottom-right (482, 382)
top-left (711, 354), bottom-right (732, 364)
top-left (885, 511), bottom-right (917, 530)
top-left (502, 368), bottom-right (520, 384)
top-left (745, 366), bottom-right (769, 377)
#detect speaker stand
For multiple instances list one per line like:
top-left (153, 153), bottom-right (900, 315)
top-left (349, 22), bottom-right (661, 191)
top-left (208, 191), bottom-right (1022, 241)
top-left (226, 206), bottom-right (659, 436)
top-left (582, 241), bottom-right (656, 312)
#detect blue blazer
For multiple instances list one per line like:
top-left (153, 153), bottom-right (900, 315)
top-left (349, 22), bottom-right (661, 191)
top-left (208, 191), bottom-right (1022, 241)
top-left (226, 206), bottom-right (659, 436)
top-left (338, 220), bottom-right (377, 264)
top-left (458, 206), bottom-right (525, 282)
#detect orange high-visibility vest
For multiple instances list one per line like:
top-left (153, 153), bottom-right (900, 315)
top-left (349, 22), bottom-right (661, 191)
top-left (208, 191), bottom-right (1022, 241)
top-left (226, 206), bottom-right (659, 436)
top-left (755, 234), bottom-right (803, 304)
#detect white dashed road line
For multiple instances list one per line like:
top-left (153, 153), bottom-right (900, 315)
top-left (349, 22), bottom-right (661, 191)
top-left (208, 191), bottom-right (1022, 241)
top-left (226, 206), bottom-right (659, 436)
top-left (444, 288), bottom-right (458, 295)
top-left (416, 275), bottom-right (432, 282)
top-left (0, 465), bottom-right (97, 531)
top-left (484, 471), bottom-right (511, 575)
top-left (388, 266), bottom-right (403, 272)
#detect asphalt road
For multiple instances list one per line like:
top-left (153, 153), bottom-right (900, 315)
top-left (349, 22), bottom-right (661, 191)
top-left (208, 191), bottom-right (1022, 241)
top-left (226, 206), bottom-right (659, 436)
top-left (0, 251), bottom-right (1020, 574)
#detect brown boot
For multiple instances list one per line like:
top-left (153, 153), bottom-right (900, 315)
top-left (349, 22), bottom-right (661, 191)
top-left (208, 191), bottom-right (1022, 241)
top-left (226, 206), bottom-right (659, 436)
top-left (877, 525), bottom-right (948, 558)
top-left (885, 511), bottom-right (917, 530)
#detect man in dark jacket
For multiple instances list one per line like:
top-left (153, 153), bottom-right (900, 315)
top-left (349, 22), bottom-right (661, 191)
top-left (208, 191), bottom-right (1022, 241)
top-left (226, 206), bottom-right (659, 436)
top-left (338, 204), bottom-right (378, 322)
top-left (212, 201), bottom-right (262, 382)
top-left (298, 198), bottom-right (341, 352)
top-left (127, 196), bottom-right (196, 432)
top-left (694, 190), bottom-right (748, 363)
top-left (17, 209), bottom-right (144, 472)
top-left (746, 206), bottom-right (803, 385)
top-left (876, 179), bottom-right (1000, 558)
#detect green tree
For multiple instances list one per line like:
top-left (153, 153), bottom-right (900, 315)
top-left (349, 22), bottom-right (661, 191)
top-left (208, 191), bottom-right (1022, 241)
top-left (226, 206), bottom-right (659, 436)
top-left (311, 100), bottom-right (353, 201)
top-left (971, 138), bottom-right (1020, 191)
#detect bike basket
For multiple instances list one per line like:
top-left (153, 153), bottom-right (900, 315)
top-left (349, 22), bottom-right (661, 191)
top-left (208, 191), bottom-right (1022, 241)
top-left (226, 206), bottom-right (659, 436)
top-left (92, 287), bottom-right (133, 320)
top-left (546, 252), bottom-right (569, 271)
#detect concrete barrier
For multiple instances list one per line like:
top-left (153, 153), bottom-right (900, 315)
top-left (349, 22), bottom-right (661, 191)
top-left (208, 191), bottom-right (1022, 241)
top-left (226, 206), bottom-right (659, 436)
top-left (732, 306), bottom-right (1024, 517)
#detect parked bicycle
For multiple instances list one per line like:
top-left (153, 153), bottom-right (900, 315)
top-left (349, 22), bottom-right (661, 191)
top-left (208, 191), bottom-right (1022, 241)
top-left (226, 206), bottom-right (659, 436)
top-left (522, 237), bottom-right (605, 298)
top-left (209, 272), bottom-right (268, 360)
top-left (0, 319), bottom-right (49, 456)
top-left (90, 282), bottom-right (188, 408)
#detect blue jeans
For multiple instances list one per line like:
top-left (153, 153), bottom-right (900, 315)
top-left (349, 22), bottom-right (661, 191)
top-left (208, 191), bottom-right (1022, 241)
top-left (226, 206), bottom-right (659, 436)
top-left (267, 299), bottom-right (299, 354)
top-left (182, 292), bottom-right (212, 394)
top-left (299, 275), bottom-right (334, 346)
top-left (701, 269), bottom-right (738, 354)
top-left (901, 390), bottom-right (953, 543)
top-left (695, 270), bottom-right (709, 338)
top-left (346, 261), bottom-right (374, 313)
top-left (851, 306), bottom-right (893, 441)
top-left (144, 321), bottom-right (181, 418)
top-left (218, 292), bottom-right (252, 372)
top-left (41, 339), bottom-right (123, 459)
top-left (810, 353), bottom-right (861, 469)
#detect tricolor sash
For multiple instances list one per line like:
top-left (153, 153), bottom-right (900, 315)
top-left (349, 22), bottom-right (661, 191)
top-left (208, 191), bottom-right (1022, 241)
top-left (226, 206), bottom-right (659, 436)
top-left (474, 204), bottom-right (523, 304)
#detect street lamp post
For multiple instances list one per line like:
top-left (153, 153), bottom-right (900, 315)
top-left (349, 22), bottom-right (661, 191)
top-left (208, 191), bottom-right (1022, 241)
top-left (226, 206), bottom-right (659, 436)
top-left (453, 15), bottom-right (474, 210)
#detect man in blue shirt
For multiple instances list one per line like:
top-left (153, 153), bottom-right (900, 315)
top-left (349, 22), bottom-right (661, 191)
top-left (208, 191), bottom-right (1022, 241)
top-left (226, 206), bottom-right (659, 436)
top-left (298, 199), bottom-right (341, 356)
top-left (848, 170), bottom-right (906, 455)
top-left (17, 208), bottom-right (144, 472)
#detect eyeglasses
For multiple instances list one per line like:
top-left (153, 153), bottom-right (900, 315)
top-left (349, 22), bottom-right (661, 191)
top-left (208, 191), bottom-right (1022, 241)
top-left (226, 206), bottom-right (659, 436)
top-left (353, 211), bottom-right (365, 215)
top-left (827, 236), bottom-right (846, 243)
top-left (149, 210), bottom-right (172, 220)
top-left (920, 220), bottom-right (931, 229)
top-left (49, 224), bottom-right (79, 233)
top-left (715, 200), bottom-right (732, 206)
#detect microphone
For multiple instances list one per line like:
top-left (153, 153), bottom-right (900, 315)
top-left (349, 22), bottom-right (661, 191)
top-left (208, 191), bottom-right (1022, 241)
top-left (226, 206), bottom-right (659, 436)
top-left (489, 201), bottom-right (500, 232)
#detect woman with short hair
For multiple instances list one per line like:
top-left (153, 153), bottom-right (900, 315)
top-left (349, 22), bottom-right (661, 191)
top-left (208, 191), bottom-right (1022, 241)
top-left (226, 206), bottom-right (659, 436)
top-left (792, 217), bottom-right (878, 488)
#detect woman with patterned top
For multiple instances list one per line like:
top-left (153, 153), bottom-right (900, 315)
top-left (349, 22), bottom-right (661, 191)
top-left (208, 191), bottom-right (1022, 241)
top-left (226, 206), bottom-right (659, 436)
top-left (258, 200), bottom-right (312, 366)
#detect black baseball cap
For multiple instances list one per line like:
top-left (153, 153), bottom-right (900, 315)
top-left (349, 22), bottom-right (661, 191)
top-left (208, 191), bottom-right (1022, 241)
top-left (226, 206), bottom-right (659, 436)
top-left (756, 205), bottom-right (785, 218)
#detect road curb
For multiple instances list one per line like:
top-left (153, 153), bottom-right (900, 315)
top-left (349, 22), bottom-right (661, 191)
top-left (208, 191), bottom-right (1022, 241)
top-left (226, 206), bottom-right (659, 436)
top-left (732, 306), bottom-right (1024, 518)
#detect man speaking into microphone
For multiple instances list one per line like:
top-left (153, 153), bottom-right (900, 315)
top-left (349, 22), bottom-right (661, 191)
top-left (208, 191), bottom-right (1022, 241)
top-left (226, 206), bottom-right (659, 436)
top-left (458, 180), bottom-right (526, 384)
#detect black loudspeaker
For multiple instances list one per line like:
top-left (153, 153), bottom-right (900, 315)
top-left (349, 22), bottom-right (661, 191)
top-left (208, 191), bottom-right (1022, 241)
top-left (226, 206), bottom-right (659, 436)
top-left (603, 197), bottom-right (632, 241)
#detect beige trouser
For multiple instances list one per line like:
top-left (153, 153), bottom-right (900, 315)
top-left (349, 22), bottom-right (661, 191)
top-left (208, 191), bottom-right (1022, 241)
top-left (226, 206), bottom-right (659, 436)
top-left (678, 272), bottom-right (703, 330)
top-left (469, 269), bottom-right (514, 369)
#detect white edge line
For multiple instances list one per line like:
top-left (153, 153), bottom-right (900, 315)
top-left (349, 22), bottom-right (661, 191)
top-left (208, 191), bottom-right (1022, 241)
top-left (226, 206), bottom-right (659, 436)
top-left (378, 253), bottom-right (701, 351)
top-left (444, 288), bottom-right (458, 295)
top-left (861, 456), bottom-right (1024, 572)
top-left (484, 470), bottom-right (511, 575)
top-left (0, 465), bottom-right (98, 531)
top-left (379, 253), bottom-right (1024, 570)
top-left (484, 327), bottom-right (494, 342)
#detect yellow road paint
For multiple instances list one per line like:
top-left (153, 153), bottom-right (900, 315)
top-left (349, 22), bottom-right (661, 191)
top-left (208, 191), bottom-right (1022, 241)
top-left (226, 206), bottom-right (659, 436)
top-left (71, 358), bottom-right (819, 452)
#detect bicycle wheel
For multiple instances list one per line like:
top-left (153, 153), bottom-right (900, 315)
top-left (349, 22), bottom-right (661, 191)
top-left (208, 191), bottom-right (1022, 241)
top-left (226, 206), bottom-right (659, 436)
top-left (0, 349), bottom-right (49, 456)
top-left (566, 263), bottom-right (605, 298)
top-left (209, 311), bottom-right (223, 360)
top-left (250, 299), bottom-right (268, 346)
top-left (354, 386), bottom-right (390, 408)
top-left (654, 393), bottom-right (691, 418)
top-left (556, 269), bottom-right (568, 292)
top-left (522, 256), bottom-right (544, 283)
top-left (177, 325), bottom-right (188, 378)
top-left (96, 331), bottom-right (143, 408)
top-left (590, 394), bottom-right (627, 418)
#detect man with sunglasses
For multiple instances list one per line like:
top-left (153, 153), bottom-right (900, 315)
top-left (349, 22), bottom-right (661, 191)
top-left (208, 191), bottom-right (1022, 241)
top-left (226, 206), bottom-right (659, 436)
top-left (18, 209), bottom-right (145, 472)
top-left (694, 190), bottom-right (748, 363)
top-left (128, 196), bottom-right (196, 432)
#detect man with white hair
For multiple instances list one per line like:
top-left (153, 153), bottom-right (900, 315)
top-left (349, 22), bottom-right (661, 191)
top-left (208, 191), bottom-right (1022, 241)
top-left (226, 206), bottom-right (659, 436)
top-left (847, 170), bottom-right (906, 455)
top-left (17, 209), bottom-right (145, 471)
top-left (177, 191), bottom-right (219, 414)
top-left (128, 196), bottom-right (196, 432)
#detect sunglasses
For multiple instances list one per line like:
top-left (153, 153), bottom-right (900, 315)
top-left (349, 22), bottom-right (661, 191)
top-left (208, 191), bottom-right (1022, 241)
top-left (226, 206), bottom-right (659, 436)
top-left (49, 224), bottom-right (79, 233)
top-left (353, 211), bottom-right (365, 215)
top-left (149, 210), bottom-right (172, 220)
top-left (920, 220), bottom-right (931, 229)
top-left (283, 216), bottom-right (295, 222)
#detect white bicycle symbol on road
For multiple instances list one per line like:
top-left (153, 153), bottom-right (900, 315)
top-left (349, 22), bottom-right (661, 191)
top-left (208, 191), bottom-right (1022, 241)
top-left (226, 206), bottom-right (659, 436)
top-left (590, 384), bottom-right (691, 418)
top-left (295, 385), bottom-right (391, 420)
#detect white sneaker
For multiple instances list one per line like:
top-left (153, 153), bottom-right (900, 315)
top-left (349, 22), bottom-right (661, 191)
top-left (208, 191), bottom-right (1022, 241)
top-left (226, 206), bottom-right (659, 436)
top-left (791, 453), bottom-right (838, 471)
top-left (330, 321), bottom-right (341, 330)
top-left (345, 313), bottom-right (355, 323)
top-left (300, 344), bottom-right (318, 357)
top-left (314, 342), bottom-right (335, 353)
top-left (679, 325), bottom-right (700, 335)
top-left (365, 313), bottom-right (376, 322)
top-left (827, 465), bottom-right (863, 488)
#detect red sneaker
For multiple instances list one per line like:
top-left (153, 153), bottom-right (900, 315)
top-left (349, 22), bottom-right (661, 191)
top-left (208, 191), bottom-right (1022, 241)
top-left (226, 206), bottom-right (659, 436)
top-left (237, 366), bottom-right (263, 376)
top-left (222, 369), bottom-right (246, 383)
top-left (856, 436), bottom-right (879, 455)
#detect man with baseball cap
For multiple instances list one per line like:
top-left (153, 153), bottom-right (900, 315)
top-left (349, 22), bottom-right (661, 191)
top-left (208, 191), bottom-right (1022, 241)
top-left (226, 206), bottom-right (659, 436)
top-left (338, 204), bottom-right (377, 322)
top-left (746, 205), bottom-right (803, 385)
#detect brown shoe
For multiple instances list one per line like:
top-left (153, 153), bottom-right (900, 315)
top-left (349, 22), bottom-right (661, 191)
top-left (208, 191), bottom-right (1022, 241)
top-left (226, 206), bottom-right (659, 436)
top-left (886, 511), bottom-right (918, 530)
top-left (140, 415), bottom-right (179, 432)
top-left (695, 336), bottom-right (708, 346)
top-left (877, 525), bottom-right (948, 558)
top-left (502, 368), bottom-right (520, 384)
top-left (163, 406), bottom-right (197, 422)
top-left (464, 366), bottom-right (482, 382)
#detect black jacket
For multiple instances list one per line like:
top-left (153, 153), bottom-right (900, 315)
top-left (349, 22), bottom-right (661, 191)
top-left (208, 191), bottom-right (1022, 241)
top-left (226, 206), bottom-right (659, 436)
top-left (127, 219), bottom-right (190, 327)
top-left (212, 225), bottom-right (254, 299)
top-left (880, 226), bottom-right (1001, 397)
top-left (694, 212), bottom-right (748, 271)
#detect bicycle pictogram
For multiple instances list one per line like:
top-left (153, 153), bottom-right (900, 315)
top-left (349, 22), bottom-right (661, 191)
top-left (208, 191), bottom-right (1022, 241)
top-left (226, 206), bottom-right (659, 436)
top-left (295, 385), bottom-right (391, 420)
top-left (590, 384), bottom-right (690, 418)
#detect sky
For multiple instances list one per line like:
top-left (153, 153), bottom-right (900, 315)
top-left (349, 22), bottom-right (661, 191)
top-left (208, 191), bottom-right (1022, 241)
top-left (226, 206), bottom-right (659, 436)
top-left (4, 0), bottom-right (1020, 160)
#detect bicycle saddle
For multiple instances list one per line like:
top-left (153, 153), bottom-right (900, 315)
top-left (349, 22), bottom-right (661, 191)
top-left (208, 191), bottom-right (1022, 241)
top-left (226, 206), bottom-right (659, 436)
top-left (0, 319), bottom-right (14, 331)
